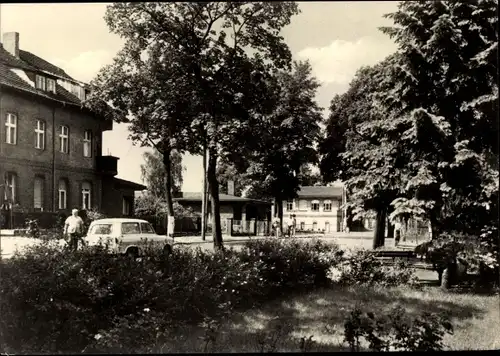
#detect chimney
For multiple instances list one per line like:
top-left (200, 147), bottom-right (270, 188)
top-left (3, 32), bottom-right (20, 58)
top-left (227, 180), bottom-right (235, 196)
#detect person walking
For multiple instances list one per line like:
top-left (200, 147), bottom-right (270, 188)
top-left (64, 209), bottom-right (84, 252)
top-left (286, 214), bottom-right (294, 238)
top-left (394, 219), bottom-right (402, 246)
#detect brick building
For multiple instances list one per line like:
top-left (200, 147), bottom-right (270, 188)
top-left (0, 32), bottom-right (145, 228)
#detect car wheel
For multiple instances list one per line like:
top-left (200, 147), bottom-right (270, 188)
top-left (126, 247), bottom-right (139, 259)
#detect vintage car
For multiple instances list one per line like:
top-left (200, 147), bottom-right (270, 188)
top-left (84, 218), bottom-right (174, 258)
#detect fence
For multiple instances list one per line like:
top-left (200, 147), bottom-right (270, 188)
top-left (1, 210), bottom-right (63, 230)
top-left (230, 219), bottom-right (270, 236)
top-left (139, 214), bottom-right (201, 236)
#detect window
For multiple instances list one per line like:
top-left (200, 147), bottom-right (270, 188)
top-left (311, 200), bottom-right (320, 212)
top-left (35, 119), bottom-right (45, 150)
top-left (47, 78), bottom-right (56, 93)
top-left (323, 200), bottom-right (332, 212)
top-left (122, 222), bottom-right (140, 235)
top-left (300, 222), bottom-right (305, 231)
top-left (312, 222), bottom-right (318, 231)
top-left (82, 181), bottom-right (91, 210)
top-left (83, 130), bottom-right (92, 157)
top-left (286, 200), bottom-right (293, 211)
top-left (298, 199), bottom-right (307, 210)
top-left (35, 75), bottom-right (46, 90)
top-left (325, 221), bottom-right (330, 233)
top-left (34, 176), bottom-right (44, 211)
top-left (4, 172), bottom-right (17, 203)
top-left (140, 222), bottom-right (155, 234)
top-left (5, 113), bottom-right (17, 145)
top-left (122, 197), bottom-right (131, 216)
top-left (89, 224), bottom-right (112, 235)
top-left (58, 179), bottom-right (68, 210)
top-left (59, 125), bottom-right (69, 153)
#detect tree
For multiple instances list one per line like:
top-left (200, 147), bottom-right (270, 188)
top-left (239, 60), bottom-right (323, 231)
top-left (299, 164), bottom-right (323, 186)
top-left (378, 0), bottom-right (498, 239)
top-left (87, 2), bottom-right (299, 249)
top-left (141, 149), bottom-right (184, 198)
top-left (319, 60), bottom-right (402, 248)
top-left (320, 0), bottom-right (498, 253)
top-left (216, 158), bottom-right (250, 196)
top-left (134, 192), bottom-right (197, 219)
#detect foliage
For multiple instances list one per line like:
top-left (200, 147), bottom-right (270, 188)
top-left (87, 2), bottom-right (300, 248)
top-left (216, 158), bottom-right (251, 197)
top-left (80, 208), bottom-right (106, 233)
top-left (141, 148), bottom-right (184, 198)
top-left (327, 249), bottom-right (418, 287)
top-left (320, 0), bottom-right (498, 249)
top-left (342, 305), bottom-right (453, 351)
top-left (0, 238), bottom-right (340, 354)
top-left (134, 192), bottom-right (197, 219)
top-left (25, 218), bottom-right (40, 239)
top-left (234, 61), bottom-right (323, 218)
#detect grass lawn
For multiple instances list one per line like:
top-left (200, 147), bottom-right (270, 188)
top-left (151, 278), bottom-right (499, 352)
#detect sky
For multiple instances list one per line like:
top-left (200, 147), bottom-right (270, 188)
top-left (1, 2), bottom-right (398, 192)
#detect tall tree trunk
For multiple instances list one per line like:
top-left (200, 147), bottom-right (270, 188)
top-left (387, 221), bottom-right (395, 239)
top-left (201, 141), bottom-right (208, 241)
top-left (275, 197), bottom-right (284, 236)
top-left (207, 147), bottom-right (223, 250)
top-left (161, 148), bottom-right (175, 236)
top-left (372, 206), bottom-right (387, 249)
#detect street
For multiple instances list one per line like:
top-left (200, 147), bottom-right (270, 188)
top-left (0, 231), bottom-right (412, 259)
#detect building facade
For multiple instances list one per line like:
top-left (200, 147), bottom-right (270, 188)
top-left (278, 185), bottom-right (346, 233)
top-left (174, 192), bottom-right (272, 234)
top-left (0, 32), bottom-right (144, 228)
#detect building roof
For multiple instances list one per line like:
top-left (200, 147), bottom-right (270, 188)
top-left (114, 178), bottom-right (147, 191)
top-left (0, 40), bottom-right (87, 107)
top-left (174, 192), bottom-right (272, 205)
top-left (296, 185), bottom-right (343, 198)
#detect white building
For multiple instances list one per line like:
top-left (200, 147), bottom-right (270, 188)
top-left (275, 185), bottom-right (346, 233)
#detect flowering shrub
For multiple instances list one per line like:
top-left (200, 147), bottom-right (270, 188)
top-left (0, 238), bottom-right (341, 354)
top-left (327, 249), bottom-right (418, 287)
top-left (341, 306), bottom-right (453, 351)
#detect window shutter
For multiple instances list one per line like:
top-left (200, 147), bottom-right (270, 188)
top-left (34, 177), bottom-right (43, 210)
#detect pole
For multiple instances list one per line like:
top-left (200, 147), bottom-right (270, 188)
top-left (201, 137), bottom-right (207, 241)
top-left (204, 148), bottom-right (209, 238)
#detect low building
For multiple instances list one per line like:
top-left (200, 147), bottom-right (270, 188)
top-left (174, 192), bottom-right (272, 235)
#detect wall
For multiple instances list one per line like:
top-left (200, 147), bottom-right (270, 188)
top-left (101, 177), bottom-right (137, 217)
top-left (0, 89), bottom-right (106, 212)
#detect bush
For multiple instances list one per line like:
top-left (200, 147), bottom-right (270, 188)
top-left (326, 249), bottom-right (418, 287)
top-left (341, 305), bottom-right (453, 351)
top-left (0, 238), bottom-right (342, 354)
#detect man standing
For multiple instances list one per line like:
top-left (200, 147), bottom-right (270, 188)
top-left (64, 209), bottom-right (84, 251)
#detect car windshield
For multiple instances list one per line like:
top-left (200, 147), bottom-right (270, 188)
top-left (122, 222), bottom-right (141, 235)
top-left (140, 223), bottom-right (156, 234)
top-left (90, 224), bottom-right (112, 235)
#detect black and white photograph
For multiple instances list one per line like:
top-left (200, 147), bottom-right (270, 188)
top-left (0, 1), bottom-right (498, 353)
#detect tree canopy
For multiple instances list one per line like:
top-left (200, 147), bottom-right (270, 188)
top-left (86, 2), bottom-right (300, 248)
top-left (141, 149), bottom-right (184, 198)
top-left (320, 0), bottom-right (498, 249)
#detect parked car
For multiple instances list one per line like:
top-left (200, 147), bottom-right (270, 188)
top-left (84, 218), bottom-right (174, 258)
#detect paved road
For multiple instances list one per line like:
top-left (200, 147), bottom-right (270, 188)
top-left (0, 232), bottom-right (419, 259)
